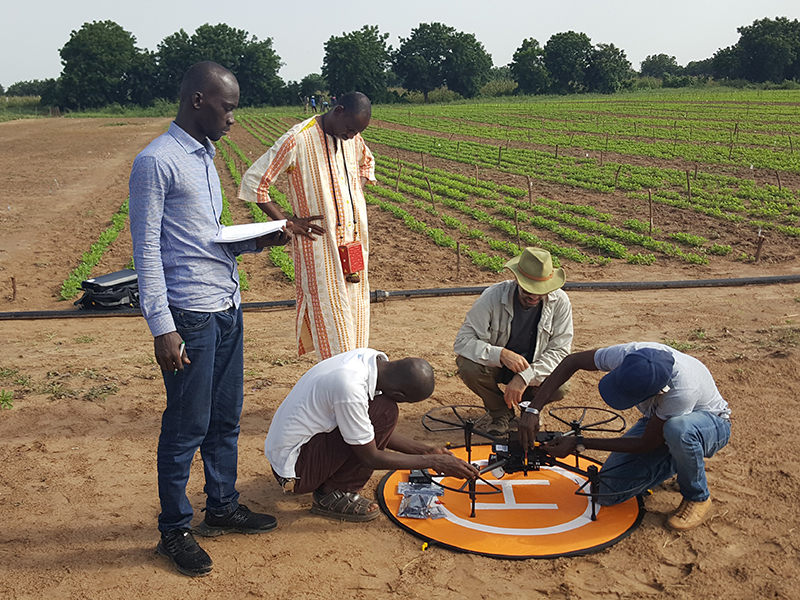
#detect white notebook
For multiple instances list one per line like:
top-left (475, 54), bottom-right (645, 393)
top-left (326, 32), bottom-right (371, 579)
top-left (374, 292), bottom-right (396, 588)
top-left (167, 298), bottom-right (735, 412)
top-left (213, 220), bottom-right (287, 243)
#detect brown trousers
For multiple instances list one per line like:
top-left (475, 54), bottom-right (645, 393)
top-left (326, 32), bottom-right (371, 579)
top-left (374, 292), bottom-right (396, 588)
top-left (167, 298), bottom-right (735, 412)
top-left (290, 396), bottom-right (399, 494)
top-left (456, 355), bottom-right (570, 418)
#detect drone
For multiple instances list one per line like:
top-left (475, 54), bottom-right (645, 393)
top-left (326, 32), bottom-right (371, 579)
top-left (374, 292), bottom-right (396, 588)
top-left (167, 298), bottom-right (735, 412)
top-left (416, 403), bottom-right (652, 521)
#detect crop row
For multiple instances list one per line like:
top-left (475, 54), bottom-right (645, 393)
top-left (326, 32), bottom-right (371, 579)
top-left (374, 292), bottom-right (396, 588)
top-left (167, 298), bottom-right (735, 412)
top-left (374, 156), bottom-right (722, 264)
top-left (60, 200), bottom-right (131, 300)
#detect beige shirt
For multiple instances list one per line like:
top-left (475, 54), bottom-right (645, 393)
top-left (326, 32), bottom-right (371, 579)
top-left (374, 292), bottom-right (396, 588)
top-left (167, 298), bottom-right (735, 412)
top-left (454, 280), bottom-right (574, 386)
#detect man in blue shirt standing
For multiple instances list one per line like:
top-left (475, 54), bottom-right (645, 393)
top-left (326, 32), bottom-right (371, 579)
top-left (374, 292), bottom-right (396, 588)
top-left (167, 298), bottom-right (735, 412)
top-left (129, 61), bottom-right (288, 577)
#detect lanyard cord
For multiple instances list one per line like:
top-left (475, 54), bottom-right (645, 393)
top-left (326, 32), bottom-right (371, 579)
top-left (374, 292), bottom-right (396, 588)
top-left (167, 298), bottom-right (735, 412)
top-left (321, 114), bottom-right (358, 245)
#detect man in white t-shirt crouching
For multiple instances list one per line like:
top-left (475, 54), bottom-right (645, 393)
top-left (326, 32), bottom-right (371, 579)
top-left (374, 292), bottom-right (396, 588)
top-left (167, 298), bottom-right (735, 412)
top-left (517, 342), bottom-right (731, 531)
top-left (265, 348), bottom-right (479, 522)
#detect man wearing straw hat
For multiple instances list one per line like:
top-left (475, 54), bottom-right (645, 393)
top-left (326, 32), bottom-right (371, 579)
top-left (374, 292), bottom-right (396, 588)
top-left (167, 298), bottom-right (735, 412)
top-left (454, 247), bottom-right (573, 435)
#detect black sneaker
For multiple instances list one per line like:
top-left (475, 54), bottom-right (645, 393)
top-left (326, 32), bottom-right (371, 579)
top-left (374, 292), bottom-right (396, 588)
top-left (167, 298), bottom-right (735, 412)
top-left (195, 504), bottom-right (278, 537)
top-left (156, 529), bottom-right (213, 577)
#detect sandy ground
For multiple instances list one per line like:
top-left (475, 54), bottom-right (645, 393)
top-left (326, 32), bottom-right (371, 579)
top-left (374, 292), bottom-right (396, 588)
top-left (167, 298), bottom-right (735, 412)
top-left (1, 117), bottom-right (800, 599)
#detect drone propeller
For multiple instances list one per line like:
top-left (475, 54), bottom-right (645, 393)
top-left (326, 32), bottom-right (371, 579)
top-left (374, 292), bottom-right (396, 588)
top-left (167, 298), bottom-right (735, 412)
top-left (548, 406), bottom-right (627, 436)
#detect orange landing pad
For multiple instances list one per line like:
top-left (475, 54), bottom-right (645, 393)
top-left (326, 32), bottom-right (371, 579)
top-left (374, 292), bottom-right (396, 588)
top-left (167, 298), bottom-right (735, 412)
top-left (377, 445), bottom-right (644, 559)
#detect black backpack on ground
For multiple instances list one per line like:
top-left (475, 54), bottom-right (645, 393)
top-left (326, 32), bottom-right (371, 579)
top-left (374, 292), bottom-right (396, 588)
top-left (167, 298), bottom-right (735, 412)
top-left (74, 269), bottom-right (140, 310)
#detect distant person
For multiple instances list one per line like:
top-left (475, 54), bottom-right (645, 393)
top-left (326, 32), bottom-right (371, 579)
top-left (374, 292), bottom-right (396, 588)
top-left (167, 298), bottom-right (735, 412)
top-left (331, 95), bottom-right (337, 106)
top-left (239, 92), bottom-right (376, 361)
top-left (454, 247), bottom-right (573, 435)
top-left (129, 61), bottom-right (289, 577)
top-left (265, 349), bottom-right (479, 521)
top-left (519, 342), bottom-right (731, 531)
top-left (303, 95), bottom-right (309, 113)
top-left (310, 96), bottom-right (317, 113)
top-left (322, 99), bottom-right (329, 111)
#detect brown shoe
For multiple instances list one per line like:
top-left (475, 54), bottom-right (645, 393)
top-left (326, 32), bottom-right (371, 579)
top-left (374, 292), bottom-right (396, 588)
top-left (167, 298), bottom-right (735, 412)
top-left (666, 497), bottom-right (712, 531)
top-left (487, 413), bottom-right (510, 436)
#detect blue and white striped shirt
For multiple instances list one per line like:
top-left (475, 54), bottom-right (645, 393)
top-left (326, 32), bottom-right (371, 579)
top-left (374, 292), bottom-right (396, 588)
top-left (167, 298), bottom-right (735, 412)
top-left (129, 122), bottom-right (258, 337)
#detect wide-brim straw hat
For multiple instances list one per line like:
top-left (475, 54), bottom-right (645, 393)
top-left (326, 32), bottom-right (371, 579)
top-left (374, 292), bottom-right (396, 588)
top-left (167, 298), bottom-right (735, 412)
top-left (504, 247), bottom-right (566, 295)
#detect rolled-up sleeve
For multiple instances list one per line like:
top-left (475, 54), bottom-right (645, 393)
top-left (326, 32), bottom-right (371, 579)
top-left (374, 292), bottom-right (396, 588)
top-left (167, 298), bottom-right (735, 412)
top-left (239, 131), bottom-right (296, 205)
top-left (357, 135), bottom-right (376, 182)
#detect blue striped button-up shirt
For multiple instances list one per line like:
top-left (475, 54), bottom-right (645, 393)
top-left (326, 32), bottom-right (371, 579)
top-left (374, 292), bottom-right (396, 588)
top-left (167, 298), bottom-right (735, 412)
top-left (129, 122), bottom-right (258, 337)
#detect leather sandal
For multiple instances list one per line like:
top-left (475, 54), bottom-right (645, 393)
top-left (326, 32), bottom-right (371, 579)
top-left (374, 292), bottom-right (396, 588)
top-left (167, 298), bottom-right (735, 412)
top-left (310, 489), bottom-right (381, 522)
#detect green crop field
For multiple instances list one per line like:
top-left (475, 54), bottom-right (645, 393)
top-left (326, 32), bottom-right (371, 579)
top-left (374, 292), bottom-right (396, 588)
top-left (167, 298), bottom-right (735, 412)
top-left (214, 90), bottom-right (799, 280)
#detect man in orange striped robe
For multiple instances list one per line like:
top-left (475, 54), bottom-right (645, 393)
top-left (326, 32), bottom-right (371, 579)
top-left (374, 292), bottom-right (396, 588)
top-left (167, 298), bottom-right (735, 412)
top-left (239, 92), bottom-right (375, 360)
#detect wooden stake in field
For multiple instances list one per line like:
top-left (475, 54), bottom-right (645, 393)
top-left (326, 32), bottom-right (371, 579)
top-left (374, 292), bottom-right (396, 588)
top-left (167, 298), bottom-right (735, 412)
top-left (395, 164), bottom-right (403, 192)
top-left (599, 151), bottom-right (603, 166)
top-left (515, 211), bottom-right (521, 249)
top-left (527, 176), bottom-right (532, 206)
top-left (10, 276), bottom-right (16, 302)
top-left (614, 164), bottom-right (622, 190)
top-left (648, 189), bottom-right (653, 235)
top-left (789, 135), bottom-right (794, 154)
top-left (755, 229), bottom-right (765, 262)
top-left (497, 146), bottom-right (502, 168)
top-left (425, 176), bottom-right (435, 208)
top-left (554, 144), bottom-right (559, 159)
top-left (685, 170), bottom-right (692, 201)
top-left (776, 170), bottom-right (782, 192)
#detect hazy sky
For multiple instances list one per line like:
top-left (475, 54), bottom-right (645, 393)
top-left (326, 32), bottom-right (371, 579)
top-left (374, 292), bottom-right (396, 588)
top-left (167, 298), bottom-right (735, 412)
top-left (3, 0), bottom-right (799, 89)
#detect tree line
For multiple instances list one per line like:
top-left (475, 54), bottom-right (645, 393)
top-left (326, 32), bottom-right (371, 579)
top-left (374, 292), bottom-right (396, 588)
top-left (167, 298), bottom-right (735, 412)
top-left (3, 16), bottom-right (799, 108)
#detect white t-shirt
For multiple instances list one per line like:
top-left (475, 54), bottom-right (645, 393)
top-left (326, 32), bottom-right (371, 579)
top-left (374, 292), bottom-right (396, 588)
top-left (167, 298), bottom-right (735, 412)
top-left (265, 348), bottom-right (387, 478)
top-left (594, 342), bottom-right (730, 420)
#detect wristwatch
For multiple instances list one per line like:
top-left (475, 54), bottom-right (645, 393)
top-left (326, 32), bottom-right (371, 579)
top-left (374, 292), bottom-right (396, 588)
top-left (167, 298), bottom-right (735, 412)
top-left (524, 406), bottom-right (540, 416)
top-left (575, 435), bottom-right (585, 453)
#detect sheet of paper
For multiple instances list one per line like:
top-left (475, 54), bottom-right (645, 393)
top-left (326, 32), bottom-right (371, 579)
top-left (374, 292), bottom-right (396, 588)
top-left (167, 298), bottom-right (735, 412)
top-left (213, 220), bottom-right (287, 243)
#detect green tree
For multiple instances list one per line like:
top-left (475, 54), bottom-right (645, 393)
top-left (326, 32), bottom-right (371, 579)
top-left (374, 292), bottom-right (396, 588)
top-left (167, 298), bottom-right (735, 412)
top-left (323, 25), bottom-right (391, 101)
top-left (394, 22), bottom-right (455, 102)
top-left (684, 58), bottom-right (713, 77)
top-left (586, 43), bottom-right (633, 93)
top-left (640, 54), bottom-right (682, 77)
top-left (154, 24), bottom-right (284, 106)
top-left (124, 50), bottom-right (159, 106)
top-left (510, 38), bottom-right (550, 95)
top-left (300, 73), bottom-right (327, 97)
top-left (544, 31), bottom-right (593, 94)
top-left (442, 32), bottom-right (492, 98)
top-left (5, 80), bottom-right (52, 96)
top-left (154, 30), bottom-right (196, 100)
top-left (711, 45), bottom-right (743, 80)
top-left (736, 17), bottom-right (800, 82)
top-left (58, 20), bottom-right (139, 109)
top-left (237, 37), bottom-right (285, 106)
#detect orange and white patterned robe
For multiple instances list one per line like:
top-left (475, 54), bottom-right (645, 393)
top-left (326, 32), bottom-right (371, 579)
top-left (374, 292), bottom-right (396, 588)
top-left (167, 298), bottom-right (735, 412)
top-left (239, 117), bottom-right (375, 360)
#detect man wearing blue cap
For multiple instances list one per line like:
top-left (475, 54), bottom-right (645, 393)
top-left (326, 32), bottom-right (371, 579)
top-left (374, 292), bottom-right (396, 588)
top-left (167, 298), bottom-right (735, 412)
top-left (517, 342), bottom-right (731, 531)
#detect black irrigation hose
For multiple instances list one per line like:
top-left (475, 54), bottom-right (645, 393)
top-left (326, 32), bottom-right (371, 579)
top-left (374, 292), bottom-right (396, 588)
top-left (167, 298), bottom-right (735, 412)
top-left (2, 274), bottom-right (800, 321)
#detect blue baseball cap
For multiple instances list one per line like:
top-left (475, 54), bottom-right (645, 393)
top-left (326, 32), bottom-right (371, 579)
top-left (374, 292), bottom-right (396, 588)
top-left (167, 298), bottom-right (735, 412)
top-left (598, 347), bottom-right (675, 410)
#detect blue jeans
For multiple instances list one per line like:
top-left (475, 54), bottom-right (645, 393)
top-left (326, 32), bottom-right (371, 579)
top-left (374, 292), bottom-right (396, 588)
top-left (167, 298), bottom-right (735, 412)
top-left (597, 411), bottom-right (731, 506)
top-left (157, 305), bottom-right (244, 532)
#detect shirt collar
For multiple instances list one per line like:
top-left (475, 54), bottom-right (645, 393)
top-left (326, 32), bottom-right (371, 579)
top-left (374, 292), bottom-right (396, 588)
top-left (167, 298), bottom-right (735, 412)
top-left (168, 121), bottom-right (216, 158)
